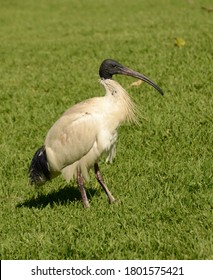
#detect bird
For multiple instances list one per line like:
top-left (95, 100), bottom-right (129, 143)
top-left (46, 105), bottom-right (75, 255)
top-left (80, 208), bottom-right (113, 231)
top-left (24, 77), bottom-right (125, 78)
top-left (29, 59), bottom-right (163, 208)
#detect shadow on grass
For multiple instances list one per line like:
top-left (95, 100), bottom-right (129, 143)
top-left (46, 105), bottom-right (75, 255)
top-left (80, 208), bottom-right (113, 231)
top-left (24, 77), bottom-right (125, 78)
top-left (16, 185), bottom-right (98, 209)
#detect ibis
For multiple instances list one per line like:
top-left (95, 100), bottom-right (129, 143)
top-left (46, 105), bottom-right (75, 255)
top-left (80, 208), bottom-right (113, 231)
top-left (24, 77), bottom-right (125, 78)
top-left (29, 59), bottom-right (163, 208)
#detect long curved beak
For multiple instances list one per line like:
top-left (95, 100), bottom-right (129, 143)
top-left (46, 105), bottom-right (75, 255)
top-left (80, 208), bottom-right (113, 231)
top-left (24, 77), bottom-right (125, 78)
top-left (118, 66), bottom-right (164, 95)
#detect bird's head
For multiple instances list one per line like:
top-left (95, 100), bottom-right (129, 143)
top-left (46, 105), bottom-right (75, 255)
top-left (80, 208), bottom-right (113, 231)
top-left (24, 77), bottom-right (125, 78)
top-left (99, 59), bottom-right (163, 95)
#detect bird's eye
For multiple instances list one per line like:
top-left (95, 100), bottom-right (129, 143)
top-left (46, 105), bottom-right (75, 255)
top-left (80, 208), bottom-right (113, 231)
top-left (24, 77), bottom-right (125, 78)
top-left (112, 64), bottom-right (117, 68)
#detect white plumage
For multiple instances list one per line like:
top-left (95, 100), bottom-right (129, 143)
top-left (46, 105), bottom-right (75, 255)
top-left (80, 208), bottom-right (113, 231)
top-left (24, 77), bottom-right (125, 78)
top-left (29, 59), bottom-right (163, 208)
top-left (45, 79), bottom-right (137, 182)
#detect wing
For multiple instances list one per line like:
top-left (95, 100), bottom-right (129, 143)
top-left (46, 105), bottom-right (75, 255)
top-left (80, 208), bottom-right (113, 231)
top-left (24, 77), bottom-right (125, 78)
top-left (45, 110), bottom-right (101, 173)
top-left (44, 96), bottom-right (120, 182)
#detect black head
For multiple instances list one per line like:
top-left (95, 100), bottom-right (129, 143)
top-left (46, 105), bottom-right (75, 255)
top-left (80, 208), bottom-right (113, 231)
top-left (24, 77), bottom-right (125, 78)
top-left (99, 58), bottom-right (164, 95)
top-left (99, 59), bottom-right (125, 79)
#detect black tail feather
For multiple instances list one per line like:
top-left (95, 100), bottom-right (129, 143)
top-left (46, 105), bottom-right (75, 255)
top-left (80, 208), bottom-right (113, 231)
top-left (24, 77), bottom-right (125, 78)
top-left (29, 145), bottom-right (50, 186)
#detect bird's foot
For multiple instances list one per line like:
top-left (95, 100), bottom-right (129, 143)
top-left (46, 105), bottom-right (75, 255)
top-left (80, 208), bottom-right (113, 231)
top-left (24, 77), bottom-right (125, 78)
top-left (83, 200), bottom-right (90, 208)
top-left (108, 196), bottom-right (116, 204)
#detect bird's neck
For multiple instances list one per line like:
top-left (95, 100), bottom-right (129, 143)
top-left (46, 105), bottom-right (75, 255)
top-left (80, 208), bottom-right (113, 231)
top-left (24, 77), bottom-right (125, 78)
top-left (100, 79), bottom-right (138, 124)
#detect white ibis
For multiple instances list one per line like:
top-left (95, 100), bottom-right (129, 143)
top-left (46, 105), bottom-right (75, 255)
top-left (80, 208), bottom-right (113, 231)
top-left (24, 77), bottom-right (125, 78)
top-left (29, 59), bottom-right (163, 208)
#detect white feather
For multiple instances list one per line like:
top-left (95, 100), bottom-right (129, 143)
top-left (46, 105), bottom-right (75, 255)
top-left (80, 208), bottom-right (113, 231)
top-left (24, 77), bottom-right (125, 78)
top-left (44, 79), bottom-right (137, 182)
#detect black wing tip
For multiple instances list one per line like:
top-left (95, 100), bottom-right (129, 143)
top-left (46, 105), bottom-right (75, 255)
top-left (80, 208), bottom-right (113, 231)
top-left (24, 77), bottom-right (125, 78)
top-left (29, 145), bottom-right (50, 186)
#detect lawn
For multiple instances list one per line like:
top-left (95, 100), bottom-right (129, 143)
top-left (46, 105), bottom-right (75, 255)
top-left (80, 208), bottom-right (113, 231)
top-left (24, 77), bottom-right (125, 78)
top-left (0, 0), bottom-right (212, 259)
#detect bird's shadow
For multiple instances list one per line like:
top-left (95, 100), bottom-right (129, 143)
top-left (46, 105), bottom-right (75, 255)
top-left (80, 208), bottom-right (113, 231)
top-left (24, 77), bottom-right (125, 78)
top-left (16, 185), bottom-right (98, 209)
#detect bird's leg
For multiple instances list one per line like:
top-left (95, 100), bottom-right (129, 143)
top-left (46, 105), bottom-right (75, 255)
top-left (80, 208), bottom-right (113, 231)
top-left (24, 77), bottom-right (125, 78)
top-left (77, 170), bottom-right (90, 208)
top-left (94, 163), bottom-right (115, 204)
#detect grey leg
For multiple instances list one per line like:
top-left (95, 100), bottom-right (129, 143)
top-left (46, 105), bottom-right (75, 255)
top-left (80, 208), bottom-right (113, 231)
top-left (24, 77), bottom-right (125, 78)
top-left (94, 163), bottom-right (115, 204)
top-left (77, 170), bottom-right (90, 208)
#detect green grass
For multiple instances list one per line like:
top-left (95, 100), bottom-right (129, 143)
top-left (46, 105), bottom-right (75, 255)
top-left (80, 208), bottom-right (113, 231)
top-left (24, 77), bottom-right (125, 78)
top-left (0, 0), bottom-right (212, 259)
